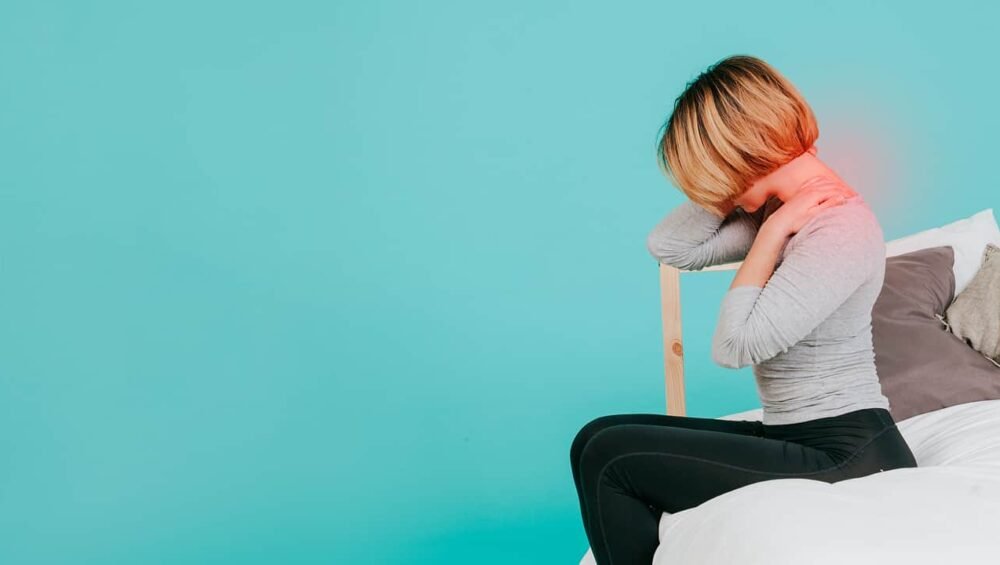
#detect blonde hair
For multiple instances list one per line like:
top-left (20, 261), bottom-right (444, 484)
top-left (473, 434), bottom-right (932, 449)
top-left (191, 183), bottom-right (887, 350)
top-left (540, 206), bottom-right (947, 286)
top-left (656, 55), bottom-right (819, 217)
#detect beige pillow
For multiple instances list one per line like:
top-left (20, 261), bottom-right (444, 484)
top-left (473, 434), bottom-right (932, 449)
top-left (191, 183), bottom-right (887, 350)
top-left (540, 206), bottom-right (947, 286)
top-left (939, 243), bottom-right (1000, 368)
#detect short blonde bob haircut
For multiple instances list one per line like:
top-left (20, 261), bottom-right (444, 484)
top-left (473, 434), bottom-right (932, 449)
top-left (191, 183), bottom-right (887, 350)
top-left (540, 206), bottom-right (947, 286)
top-left (656, 55), bottom-right (819, 217)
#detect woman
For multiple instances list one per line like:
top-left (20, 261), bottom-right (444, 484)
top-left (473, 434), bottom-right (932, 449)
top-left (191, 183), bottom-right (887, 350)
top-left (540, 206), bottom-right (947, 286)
top-left (570, 55), bottom-right (918, 564)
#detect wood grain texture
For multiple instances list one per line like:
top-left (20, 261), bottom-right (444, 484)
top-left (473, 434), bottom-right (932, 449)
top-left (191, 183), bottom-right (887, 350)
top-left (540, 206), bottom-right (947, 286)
top-left (659, 260), bottom-right (743, 415)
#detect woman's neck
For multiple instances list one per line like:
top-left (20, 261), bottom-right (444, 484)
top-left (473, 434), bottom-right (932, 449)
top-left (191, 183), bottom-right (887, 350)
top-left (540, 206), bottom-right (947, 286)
top-left (758, 151), bottom-right (853, 203)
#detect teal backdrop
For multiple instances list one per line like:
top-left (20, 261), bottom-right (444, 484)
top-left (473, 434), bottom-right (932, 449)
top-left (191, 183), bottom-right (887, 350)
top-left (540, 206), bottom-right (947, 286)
top-left (2, 1), bottom-right (997, 563)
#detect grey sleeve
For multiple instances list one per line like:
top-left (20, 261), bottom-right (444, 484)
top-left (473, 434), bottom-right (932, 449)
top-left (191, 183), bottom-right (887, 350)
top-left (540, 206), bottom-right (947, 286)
top-left (645, 200), bottom-right (765, 271)
top-left (710, 212), bottom-right (874, 369)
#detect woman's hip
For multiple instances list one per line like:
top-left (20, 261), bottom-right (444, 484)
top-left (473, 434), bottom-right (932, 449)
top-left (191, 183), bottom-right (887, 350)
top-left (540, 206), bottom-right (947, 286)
top-left (762, 407), bottom-right (918, 478)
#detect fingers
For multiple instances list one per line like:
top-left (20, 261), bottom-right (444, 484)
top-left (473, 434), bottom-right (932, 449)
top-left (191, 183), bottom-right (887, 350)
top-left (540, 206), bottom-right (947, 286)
top-left (811, 194), bottom-right (847, 212)
top-left (805, 181), bottom-right (852, 197)
top-left (802, 184), bottom-right (851, 206)
top-left (804, 183), bottom-right (847, 197)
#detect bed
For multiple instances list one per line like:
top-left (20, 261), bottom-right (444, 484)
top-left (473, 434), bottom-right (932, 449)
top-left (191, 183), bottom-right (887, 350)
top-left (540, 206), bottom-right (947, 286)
top-left (580, 399), bottom-right (1000, 564)
top-left (579, 209), bottom-right (1000, 564)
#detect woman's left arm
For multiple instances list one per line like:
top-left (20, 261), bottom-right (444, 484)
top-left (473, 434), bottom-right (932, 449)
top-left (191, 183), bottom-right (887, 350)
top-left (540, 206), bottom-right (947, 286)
top-left (728, 225), bottom-right (788, 290)
top-left (729, 183), bottom-right (850, 290)
top-left (711, 210), bottom-right (875, 369)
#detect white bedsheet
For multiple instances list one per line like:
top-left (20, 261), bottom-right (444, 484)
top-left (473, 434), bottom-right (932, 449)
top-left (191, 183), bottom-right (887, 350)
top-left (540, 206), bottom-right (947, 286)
top-left (580, 400), bottom-right (1000, 565)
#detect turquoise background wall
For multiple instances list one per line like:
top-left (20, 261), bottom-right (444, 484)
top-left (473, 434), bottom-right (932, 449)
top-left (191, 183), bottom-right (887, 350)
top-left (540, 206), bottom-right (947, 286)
top-left (2, 1), bottom-right (997, 563)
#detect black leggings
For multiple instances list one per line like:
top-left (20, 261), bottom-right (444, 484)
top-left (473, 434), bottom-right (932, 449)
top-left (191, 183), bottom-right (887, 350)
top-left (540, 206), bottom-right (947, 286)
top-left (570, 407), bottom-right (917, 565)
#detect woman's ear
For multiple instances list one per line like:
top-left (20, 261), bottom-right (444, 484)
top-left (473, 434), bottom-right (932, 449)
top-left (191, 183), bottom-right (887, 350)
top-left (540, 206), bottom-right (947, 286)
top-left (807, 145), bottom-right (817, 155)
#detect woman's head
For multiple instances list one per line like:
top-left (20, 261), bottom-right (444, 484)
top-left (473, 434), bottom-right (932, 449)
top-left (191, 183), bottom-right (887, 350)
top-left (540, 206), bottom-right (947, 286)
top-left (656, 55), bottom-right (819, 217)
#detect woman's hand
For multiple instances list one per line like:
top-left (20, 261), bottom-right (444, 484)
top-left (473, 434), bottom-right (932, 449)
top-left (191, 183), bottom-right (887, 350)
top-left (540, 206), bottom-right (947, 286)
top-left (760, 183), bottom-right (852, 240)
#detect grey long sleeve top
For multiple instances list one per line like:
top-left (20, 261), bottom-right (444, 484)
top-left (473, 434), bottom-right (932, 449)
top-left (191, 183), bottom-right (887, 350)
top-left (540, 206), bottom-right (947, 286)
top-left (646, 191), bottom-right (891, 425)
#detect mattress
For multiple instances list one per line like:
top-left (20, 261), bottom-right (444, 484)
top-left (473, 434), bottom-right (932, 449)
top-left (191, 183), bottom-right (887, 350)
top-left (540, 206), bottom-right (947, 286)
top-left (579, 399), bottom-right (1000, 565)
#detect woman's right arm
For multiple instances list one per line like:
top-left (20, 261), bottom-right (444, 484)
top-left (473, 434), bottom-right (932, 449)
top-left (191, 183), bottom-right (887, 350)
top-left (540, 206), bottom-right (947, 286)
top-left (645, 200), bottom-right (766, 270)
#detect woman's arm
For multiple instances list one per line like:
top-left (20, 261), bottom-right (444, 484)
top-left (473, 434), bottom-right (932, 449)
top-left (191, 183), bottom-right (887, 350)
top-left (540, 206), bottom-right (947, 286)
top-left (710, 210), bottom-right (874, 369)
top-left (728, 226), bottom-right (788, 290)
top-left (727, 183), bottom-right (853, 291)
top-left (645, 200), bottom-right (767, 271)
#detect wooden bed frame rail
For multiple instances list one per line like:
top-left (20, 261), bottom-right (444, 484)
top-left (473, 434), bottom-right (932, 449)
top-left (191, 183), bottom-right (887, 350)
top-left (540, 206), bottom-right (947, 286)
top-left (658, 260), bottom-right (743, 416)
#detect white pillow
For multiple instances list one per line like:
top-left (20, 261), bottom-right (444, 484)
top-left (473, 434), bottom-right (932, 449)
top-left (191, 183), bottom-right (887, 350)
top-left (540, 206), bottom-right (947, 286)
top-left (885, 208), bottom-right (1000, 297)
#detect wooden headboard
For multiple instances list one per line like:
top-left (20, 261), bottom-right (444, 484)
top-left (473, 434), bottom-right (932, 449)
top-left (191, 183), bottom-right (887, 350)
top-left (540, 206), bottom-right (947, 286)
top-left (658, 259), bottom-right (743, 416)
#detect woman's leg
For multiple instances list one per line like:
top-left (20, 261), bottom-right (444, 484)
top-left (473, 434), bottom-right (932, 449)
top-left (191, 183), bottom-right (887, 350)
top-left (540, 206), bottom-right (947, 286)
top-left (569, 414), bottom-right (763, 562)
top-left (570, 414), bottom-right (762, 495)
top-left (575, 418), bottom-right (841, 565)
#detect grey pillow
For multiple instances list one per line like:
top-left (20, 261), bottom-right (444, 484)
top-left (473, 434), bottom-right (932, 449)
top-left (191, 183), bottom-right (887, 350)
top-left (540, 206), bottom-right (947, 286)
top-left (872, 245), bottom-right (1000, 421)
top-left (939, 243), bottom-right (1000, 368)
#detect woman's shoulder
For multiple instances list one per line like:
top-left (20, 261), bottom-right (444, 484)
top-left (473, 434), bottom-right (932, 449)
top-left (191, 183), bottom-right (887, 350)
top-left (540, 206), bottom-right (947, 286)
top-left (788, 192), bottom-right (885, 255)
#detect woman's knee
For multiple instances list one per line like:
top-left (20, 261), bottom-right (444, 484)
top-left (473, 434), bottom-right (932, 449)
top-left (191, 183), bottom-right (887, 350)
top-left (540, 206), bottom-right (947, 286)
top-left (571, 415), bottom-right (626, 467)
top-left (577, 420), bottom-right (642, 478)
